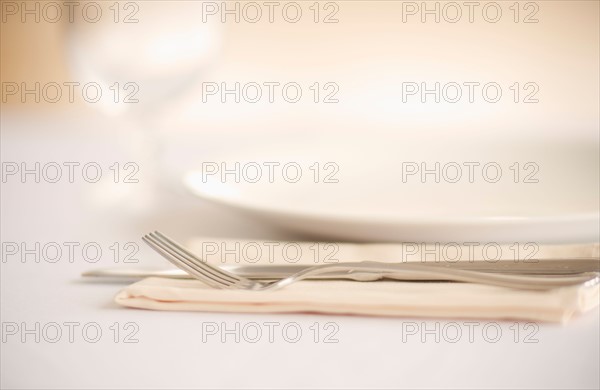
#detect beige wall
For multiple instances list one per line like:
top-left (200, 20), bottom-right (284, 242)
top-left (0, 0), bottom-right (70, 85)
top-left (1, 0), bottom-right (599, 125)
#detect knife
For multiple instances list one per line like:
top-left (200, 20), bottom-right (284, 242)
top-left (82, 258), bottom-right (600, 282)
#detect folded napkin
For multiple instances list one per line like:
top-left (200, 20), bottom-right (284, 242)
top-left (115, 240), bottom-right (599, 322)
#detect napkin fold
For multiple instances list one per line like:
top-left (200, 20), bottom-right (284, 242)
top-left (115, 240), bottom-right (600, 322)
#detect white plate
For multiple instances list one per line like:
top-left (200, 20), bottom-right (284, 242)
top-left (183, 134), bottom-right (599, 243)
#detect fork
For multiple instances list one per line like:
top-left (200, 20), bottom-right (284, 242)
top-left (142, 231), bottom-right (600, 291)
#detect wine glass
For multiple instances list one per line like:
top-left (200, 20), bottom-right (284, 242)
top-left (65, 1), bottom-right (222, 211)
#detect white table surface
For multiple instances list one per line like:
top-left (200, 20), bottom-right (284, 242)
top-left (1, 110), bottom-right (599, 389)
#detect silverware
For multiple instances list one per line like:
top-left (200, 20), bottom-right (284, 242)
top-left (82, 267), bottom-right (191, 280)
top-left (83, 258), bottom-right (600, 281)
top-left (141, 231), bottom-right (600, 291)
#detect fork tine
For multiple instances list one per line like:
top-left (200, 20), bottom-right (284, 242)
top-left (143, 235), bottom-right (229, 288)
top-left (143, 234), bottom-right (232, 288)
top-left (152, 231), bottom-right (245, 283)
top-left (141, 235), bottom-right (221, 287)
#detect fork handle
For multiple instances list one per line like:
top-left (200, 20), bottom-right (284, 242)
top-left (264, 261), bottom-right (600, 291)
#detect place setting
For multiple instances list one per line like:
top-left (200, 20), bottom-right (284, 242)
top-left (4, 0), bottom-right (600, 388)
top-left (82, 133), bottom-right (600, 324)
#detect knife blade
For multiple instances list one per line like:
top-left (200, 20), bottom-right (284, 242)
top-left (82, 258), bottom-right (600, 282)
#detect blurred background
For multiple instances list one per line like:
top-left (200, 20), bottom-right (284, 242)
top-left (1, 0), bottom-right (599, 241)
top-left (2, 0), bottom-right (598, 138)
